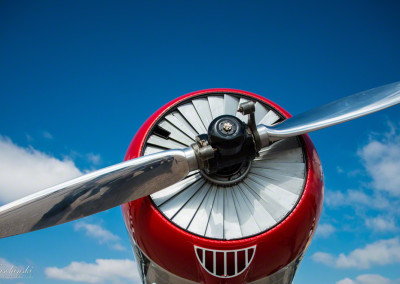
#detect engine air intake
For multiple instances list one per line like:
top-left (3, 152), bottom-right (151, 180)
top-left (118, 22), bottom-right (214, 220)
top-left (194, 245), bottom-right (256, 278)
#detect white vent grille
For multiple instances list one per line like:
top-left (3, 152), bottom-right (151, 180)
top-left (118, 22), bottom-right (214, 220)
top-left (147, 93), bottom-right (307, 240)
top-left (194, 245), bottom-right (256, 278)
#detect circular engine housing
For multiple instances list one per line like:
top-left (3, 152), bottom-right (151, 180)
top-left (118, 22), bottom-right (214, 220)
top-left (121, 89), bottom-right (324, 283)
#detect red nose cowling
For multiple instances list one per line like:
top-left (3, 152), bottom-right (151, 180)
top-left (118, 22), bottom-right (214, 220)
top-left (121, 89), bottom-right (324, 284)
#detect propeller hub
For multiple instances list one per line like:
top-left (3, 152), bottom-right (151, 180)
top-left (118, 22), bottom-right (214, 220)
top-left (192, 114), bottom-right (257, 179)
top-left (208, 115), bottom-right (246, 156)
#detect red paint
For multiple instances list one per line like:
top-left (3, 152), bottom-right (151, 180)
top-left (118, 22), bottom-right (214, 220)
top-left (121, 89), bottom-right (324, 283)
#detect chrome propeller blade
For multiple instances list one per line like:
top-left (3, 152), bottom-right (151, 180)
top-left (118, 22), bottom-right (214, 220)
top-left (259, 81), bottom-right (400, 143)
top-left (0, 148), bottom-right (197, 238)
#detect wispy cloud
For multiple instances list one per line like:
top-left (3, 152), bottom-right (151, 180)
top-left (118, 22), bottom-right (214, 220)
top-left (45, 259), bottom-right (140, 283)
top-left (42, 131), bottom-right (53, 140)
top-left (312, 237), bottom-right (400, 269)
top-left (74, 222), bottom-right (119, 243)
top-left (315, 223), bottom-right (336, 238)
top-left (0, 257), bottom-right (15, 267)
top-left (365, 216), bottom-right (397, 233)
top-left (326, 122), bottom-right (400, 212)
top-left (67, 150), bottom-right (102, 168)
top-left (324, 123), bottom-right (400, 236)
top-left (86, 153), bottom-right (102, 166)
top-left (358, 123), bottom-right (400, 196)
top-left (312, 251), bottom-right (336, 266)
top-left (325, 189), bottom-right (390, 210)
top-left (0, 135), bottom-right (82, 203)
top-left (110, 243), bottom-right (126, 252)
top-left (74, 221), bottom-right (125, 251)
top-left (25, 134), bottom-right (33, 142)
top-left (336, 274), bottom-right (400, 284)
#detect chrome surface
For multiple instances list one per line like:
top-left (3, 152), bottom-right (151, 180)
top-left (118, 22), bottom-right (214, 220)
top-left (146, 93), bottom-right (306, 240)
top-left (248, 252), bottom-right (303, 284)
top-left (236, 97), bottom-right (249, 123)
top-left (263, 81), bottom-right (400, 140)
top-left (129, 235), bottom-right (198, 284)
top-left (257, 124), bottom-right (270, 148)
top-left (183, 147), bottom-right (200, 172)
top-left (0, 149), bottom-right (196, 238)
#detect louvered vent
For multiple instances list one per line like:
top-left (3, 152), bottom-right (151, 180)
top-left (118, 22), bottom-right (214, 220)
top-left (194, 245), bottom-right (256, 278)
top-left (144, 93), bottom-right (307, 240)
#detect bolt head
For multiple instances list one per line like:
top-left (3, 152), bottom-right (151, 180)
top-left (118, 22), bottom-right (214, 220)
top-left (223, 122), bottom-right (233, 131)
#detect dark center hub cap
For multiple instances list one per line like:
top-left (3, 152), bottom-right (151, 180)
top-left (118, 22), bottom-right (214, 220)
top-left (200, 115), bottom-right (256, 186)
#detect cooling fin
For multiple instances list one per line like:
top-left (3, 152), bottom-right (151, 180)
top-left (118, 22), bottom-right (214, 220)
top-left (145, 93), bottom-right (307, 240)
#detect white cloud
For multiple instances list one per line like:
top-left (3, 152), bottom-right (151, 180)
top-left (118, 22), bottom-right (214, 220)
top-left (0, 257), bottom-right (33, 279)
top-left (315, 223), bottom-right (336, 238)
top-left (325, 189), bottom-right (390, 210)
top-left (45, 259), bottom-right (140, 283)
top-left (86, 153), bottom-right (101, 166)
top-left (0, 257), bottom-right (15, 269)
top-left (312, 237), bottom-right (400, 269)
top-left (337, 279), bottom-right (355, 284)
top-left (74, 222), bottom-right (125, 251)
top-left (326, 123), bottom-right (400, 216)
top-left (365, 216), bottom-right (397, 232)
top-left (337, 274), bottom-right (399, 284)
top-left (42, 131), bottom-right (53, 140)
top-left (311, 252), bottom-right (336, 266)
top-left (25, 134), bottom-right (33, 142)
top-left (74, 222), bottom-right (119, 243)
top-left (110, 243), bottom-right (126, 251)
top-left (66, 150), bottom-right (102, 168)
top-left (358, 126), bottom-right (400, 196)
top-left (0, 135), bottom-right (82, 203)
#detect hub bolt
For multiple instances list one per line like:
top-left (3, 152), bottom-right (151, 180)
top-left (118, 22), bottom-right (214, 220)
top-left (223, 122), bottom-right (233, 131)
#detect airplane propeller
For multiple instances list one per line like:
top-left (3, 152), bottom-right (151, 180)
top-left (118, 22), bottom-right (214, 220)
top-left (0, 149), bottom-right (197, 238)
top-left (258, 81), bottom-right (400, 143)
top-left (0, 81), bottom-right (399, 239)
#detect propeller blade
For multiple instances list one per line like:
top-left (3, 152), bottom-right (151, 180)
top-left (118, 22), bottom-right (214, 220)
top-left (0, 148), bottom-right (197, 238)
top-left (259, 81), bottom-right (400, 142)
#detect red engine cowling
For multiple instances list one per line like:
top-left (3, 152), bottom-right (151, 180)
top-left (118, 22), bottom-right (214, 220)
top-left (121, 89), bottom-right (324, 284)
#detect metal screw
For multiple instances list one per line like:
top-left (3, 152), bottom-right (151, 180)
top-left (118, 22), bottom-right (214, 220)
top-left (223, 122), bottom-right (232, 131)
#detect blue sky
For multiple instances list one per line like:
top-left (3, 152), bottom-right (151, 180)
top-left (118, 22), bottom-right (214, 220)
top-left (1, 1), bottom-right (400, 283)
